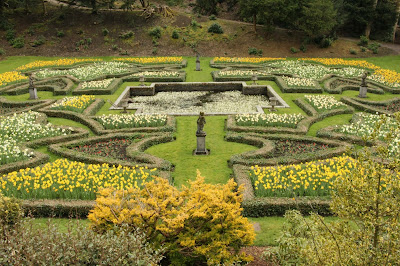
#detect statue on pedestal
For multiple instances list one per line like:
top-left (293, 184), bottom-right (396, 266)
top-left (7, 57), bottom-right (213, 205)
top-left (196, 112), bottom-right (206, 134)
top-left (28, 74), bottom-right (39, 100)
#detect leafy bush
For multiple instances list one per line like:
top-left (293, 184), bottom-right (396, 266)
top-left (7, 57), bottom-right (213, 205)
top-left (319, 37), bottom-right (333, 48)
top-left (191, 19), bottom-right (200, 28)
top-left (300, 44), bottom-right (307, 53)
top-left (85, 38), bottom-right (92, 45)
top-left (290, 47), bottom-right (298, 53)
top-left (148, 26), bottom-right (162, 39)
top-left (88, 173), bottom-right (255, 265)
top-left (152, 47), bottom-right (158, 55)
top-left (361, 46), bottom-right (367, 52)
top-left (349, 48), bottom-right (357, 55)
top-left (11, 37), bottom-right (25, 48)
top-left (0, 193), bottom-right (23, 229)
top-left (32, 36), bottom-right (46, 47)
top-left (5, 29), bottom-right (16, 42)
top-left (209, 14), bottom-right (217, 20)
top-left (368, 42), bottom-right (380, 54)
top-left (208, 23), bottom-right (224, 34)
top-left (119, 31), bottom-right (134, 39)
top-left (358, 35), bottom-right (369, 46)
top-left (248, 47), bottom-right (263, 56)
top-left (102, 28), bottom-right (109, 36)
top-left (56, 30), bottom-right (65, 37)
top-left (171, 29), bottom-right (179, 39)
top-left (0, 48), bottom-right (4, 55)
top-left (0, 221), bottom-right (163, 265)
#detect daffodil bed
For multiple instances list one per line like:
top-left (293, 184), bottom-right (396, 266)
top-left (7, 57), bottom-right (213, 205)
top-left (0, 159), bottom-right (155, 200)
top-left (250, 156), bottom-right (355, 197)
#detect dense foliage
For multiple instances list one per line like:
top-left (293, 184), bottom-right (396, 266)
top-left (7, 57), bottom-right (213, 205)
top-left (0, 221), bottom-right (163, 265)
top-left (89, 173), bottom-right (255, 265)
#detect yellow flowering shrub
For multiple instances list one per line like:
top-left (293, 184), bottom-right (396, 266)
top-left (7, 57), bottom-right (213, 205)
top-left (114, 57), bottom-right (183, 64)
top-left (89, 172), bottom-right (255, 265)
top-left (0, 193), bottom-right (23, 229)
top-left (213, 57), bottom-right (285, 64)
top-left (0, 159), bottom-right (155, 200)
top-left (15, 58), bottom-right (102, 71)
top-left (0, 71), bottom-right (28, 87)
top-left (251, 156), bottom-right (355, 197)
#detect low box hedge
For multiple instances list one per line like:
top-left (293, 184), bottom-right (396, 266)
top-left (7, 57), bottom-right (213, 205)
top-left (48, 132), bottom-right (174, 170)
top-left (227, 132), bottom-right (351, 167)
top-left (341, 96), bottom-right (397, 115)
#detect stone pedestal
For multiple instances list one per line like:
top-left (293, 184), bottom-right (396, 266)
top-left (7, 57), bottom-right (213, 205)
top-left (194, 133), bottom-right (209, 155)
top-left (195, 60), bottom-right (201, 71)
top-left (358, 86), bottom-right (367, 98)
top-left (29, 86), bottom-right (38, 100)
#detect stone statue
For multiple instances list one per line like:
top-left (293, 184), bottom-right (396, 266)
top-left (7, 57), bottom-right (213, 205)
top-left (196, 112), bottom-right (206, 134)
top-left (29, 75), bottom-right (34, 88)
top-left (361, 71), bottom-right (368, 87)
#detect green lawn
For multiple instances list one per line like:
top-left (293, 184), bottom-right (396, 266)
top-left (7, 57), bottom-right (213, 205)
top-left (146, 116), bottom-right (257, 187)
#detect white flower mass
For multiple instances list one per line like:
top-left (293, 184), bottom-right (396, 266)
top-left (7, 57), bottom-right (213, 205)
top-left (128, 91), bottom-right (270, 114)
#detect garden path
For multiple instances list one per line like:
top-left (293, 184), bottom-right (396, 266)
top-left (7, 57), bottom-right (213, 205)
top-left (145, 116), bottom-right (256, 187)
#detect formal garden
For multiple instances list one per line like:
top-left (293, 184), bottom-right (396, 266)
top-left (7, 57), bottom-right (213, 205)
top-left (1, 55), bottom-right (400, 264)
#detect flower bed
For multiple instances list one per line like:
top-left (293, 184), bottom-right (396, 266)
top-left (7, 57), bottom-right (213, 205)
top-left (80, 79), bottom-right (114, 90)
top-left (217, 70), bottom-right (269, 77)
top-left (35, 62), bottom-right (132, 81)
top-left (71, 138), bottom-right (137, 161)
top-left (129, 91), bottom-right (270, 114)
top-left (0, 159), bottom-right (156, 200)
top-left (369, 69), bottom-right (400, 88)
top-left (304, 95), bottom-right (346, 112)
top-left (281, 76), bottom-right (315, 87)
top-left (114, 57), bottom-right (183, 64)
top-left (50, 95), bottom-right (95, 113)
top-left (270, 140), bottom-right (330, 157)
top-left (16, 58), bottom-right (102, 71)
top-left (213, 57), bottom-right (285, 64)
top-left (0, 71), bottom-right (28, 87)
top-left (0, 112), bottom-right (70, 165)
top-left (250, 156), bottom-right (355, 197)
top-left (131, 71), bottom-right (180, 77)
top-left (95, 114), bottom-right (167, 129)
top-left (235, 113), bottom-right (304, 128)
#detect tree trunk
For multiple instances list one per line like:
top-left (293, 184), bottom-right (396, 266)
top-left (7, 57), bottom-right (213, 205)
top-left (392, 1), bottom-right (400, 43)
top-left (365, 0), bottom-right (379, 38)
top-left (253, 13), bottom-right (257, 33)
top-left (91, 0), bottom-right (97, 14)
top-left (0, 0), bottom-right (4, 17)
top-left (42, 0), bottom-right (47, 15)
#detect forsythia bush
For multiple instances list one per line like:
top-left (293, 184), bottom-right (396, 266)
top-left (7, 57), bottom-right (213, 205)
top-left (88, 172), bottom-right (255, 265)
top-left (0, 193), bottom-right (23, 229)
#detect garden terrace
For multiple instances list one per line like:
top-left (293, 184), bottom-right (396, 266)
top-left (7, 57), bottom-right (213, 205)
top-left (1, 55), bottom-right (400, 221)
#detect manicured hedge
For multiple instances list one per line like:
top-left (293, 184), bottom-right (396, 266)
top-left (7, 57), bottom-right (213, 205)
top-left (227, 132), bottom-right (351, 167)
top-left (48, 133), bottom-right (174, 170)
top-left (341, 96), bottom-right (397, 115)
top-left (323, 77), bottom-right (384, 94)
top-left (0, 77), bottom-right (75, 96)
top-left (0, 97), bottom-right (55, 114)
